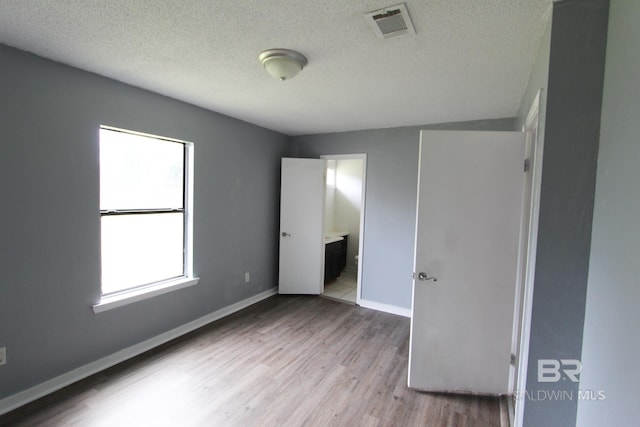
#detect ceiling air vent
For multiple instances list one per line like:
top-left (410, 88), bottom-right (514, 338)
top-left (364, 3), bottom-right (416, 39)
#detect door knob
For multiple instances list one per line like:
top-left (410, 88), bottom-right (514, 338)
top-left (281, 232), bottom-right (291, 237)
top-left (415, 272), bottom-right (437, 282)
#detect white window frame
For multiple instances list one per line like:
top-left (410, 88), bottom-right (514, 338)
top-left (93, 126), bottom-right (198, 313)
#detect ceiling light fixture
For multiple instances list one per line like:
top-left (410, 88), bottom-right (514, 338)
top-left (259, 49), bottom-right (307, 81)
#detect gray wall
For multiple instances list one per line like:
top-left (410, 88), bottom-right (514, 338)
top-left (292, 119), bottom-right (515, 310)
top-left (0, 44), bottom-right (290, 399)
top-left (518, 1), bottom-right (609, 426)
top-left (577, 0), bottom-right (640, 424)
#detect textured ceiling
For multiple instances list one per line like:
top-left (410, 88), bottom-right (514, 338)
top-left (0, 1), bottom-right (551, 136)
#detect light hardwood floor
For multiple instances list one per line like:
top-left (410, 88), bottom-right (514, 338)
top-left (0, 296), bottom-right (501, 427)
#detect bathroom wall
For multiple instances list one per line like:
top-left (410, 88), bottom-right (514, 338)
top-left (324, 161), bottom-right (336, 233)
top-left (334, 159), bottom-right (363, 273)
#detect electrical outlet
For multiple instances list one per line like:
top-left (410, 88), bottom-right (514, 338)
top-left (244, 272), bottom-right (251, 283)
top-left (0, 347), bottom-right (6, 366)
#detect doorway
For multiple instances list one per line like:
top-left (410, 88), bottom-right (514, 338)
top-left (320, 154), bottom-right (366, 305)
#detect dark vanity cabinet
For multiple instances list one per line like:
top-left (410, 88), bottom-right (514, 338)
top-left (324, 235), bottom-right (348, 283)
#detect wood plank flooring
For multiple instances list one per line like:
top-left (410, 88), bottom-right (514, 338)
top-left (0, 296), bottom-right (501, 427)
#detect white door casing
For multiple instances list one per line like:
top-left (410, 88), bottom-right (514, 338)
top-left (409, 130), bottom-right (525, 395)
top-left (278, 158), bottom-right (326, 294)
top-left (514, 90), bottom-right (544, 427)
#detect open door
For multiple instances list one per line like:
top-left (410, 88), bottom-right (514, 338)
top-left (408, 130), bottom-right (525, 394)
top-left (278, 158), bottom-right (326, 294)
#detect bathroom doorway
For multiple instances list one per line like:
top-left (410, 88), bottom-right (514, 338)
top-left (320, 154), bottom-right (366, 305)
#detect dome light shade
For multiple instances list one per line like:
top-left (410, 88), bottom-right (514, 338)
top-left (259, 49), bottom-right (307, 81)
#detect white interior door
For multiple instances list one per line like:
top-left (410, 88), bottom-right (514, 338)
top-left (408, 130), bottom-right (525, 395)
top-left (278, 158), bottom-right (325, 294)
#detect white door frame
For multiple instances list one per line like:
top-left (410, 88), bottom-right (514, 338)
top-left (513, 90), bottom-right (544, 427)
top-left (320, 154), bottom-right (367, 305)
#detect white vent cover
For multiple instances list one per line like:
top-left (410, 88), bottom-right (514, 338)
top-left (364, 3), bottom-right (416, 39)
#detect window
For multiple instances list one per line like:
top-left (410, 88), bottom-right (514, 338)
top-left (94, 126), bottom-right (197, 312)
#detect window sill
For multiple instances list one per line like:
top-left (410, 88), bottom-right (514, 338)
top-left (92, 277), bottom-right (199, 313)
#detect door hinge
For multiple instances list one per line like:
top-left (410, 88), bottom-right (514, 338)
top-left (524, 159), bottom-right (530, 172)
top-left (510, 353), bottom-right (516, 365)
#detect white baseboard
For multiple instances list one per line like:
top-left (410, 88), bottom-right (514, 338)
top-left (0, 287), bottom-right (278, 416)
top-left (358, 298), bottom-right (411, 318)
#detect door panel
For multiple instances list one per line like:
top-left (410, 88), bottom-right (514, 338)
top-left (409, 131), bottom-right (525, 394)
top-left (278, 158), bottom-right (325, 294)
